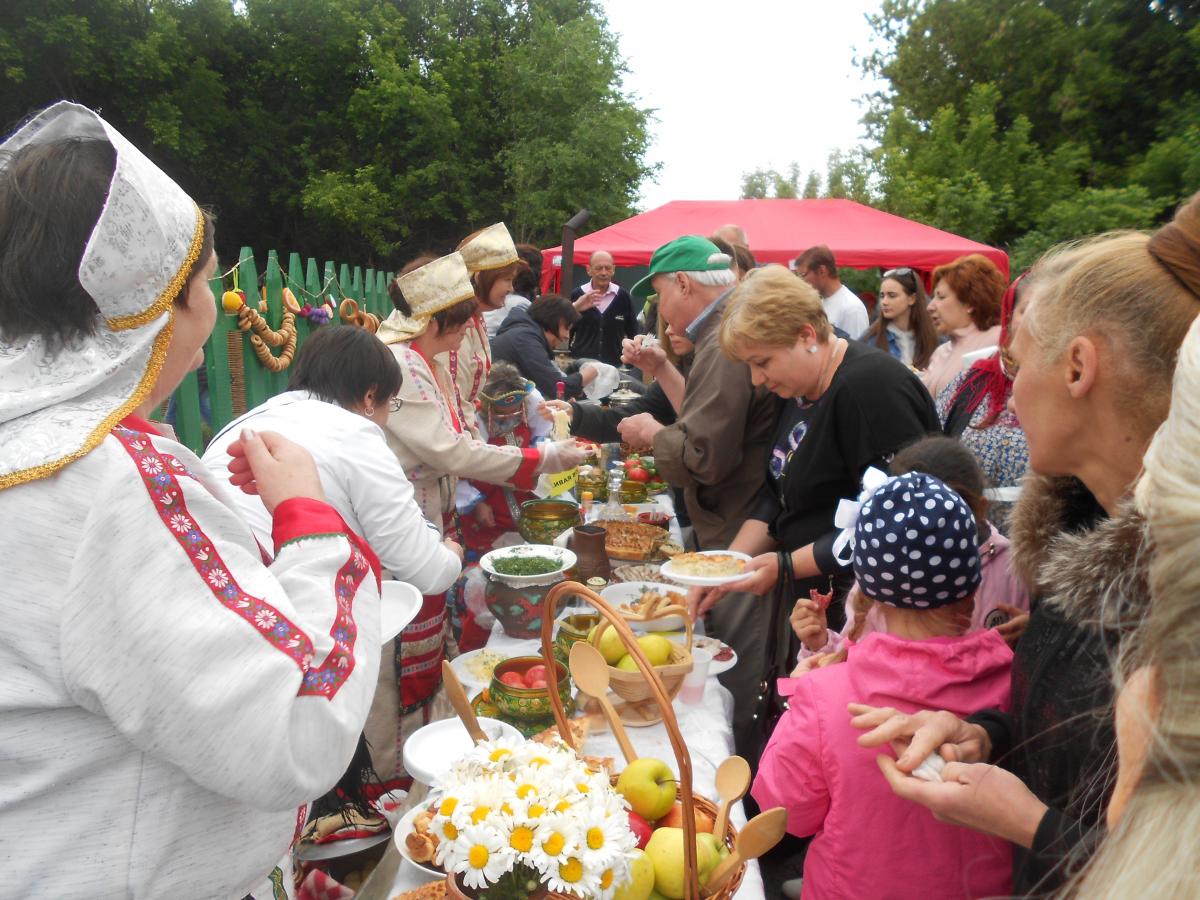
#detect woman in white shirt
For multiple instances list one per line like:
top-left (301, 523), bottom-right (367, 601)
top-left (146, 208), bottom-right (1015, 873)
top-left (858, 266), bottom-right (939, 370)
top-left (203, 325), bottom-right (462, 594)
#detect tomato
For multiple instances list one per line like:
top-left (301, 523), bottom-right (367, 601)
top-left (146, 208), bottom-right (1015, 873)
top-left (525, 675), bottom-right (549, 690)
top-left (626, 467), bottom-right (650, 483)
top-left (499, 672), bottom-right (525, 688)
top-left (524, 664), bottom-right (548, 686)
top-left (623, 458), bottom-right (640, 470)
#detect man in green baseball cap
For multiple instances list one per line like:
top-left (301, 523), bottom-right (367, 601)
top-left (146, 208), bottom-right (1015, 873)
top-left (618, 235), bottom-right (780, 758)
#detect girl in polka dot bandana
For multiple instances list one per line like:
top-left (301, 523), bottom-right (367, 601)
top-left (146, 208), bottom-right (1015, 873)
top-left (752, 470), bottom-right (1014, 899)
top-left (852, 472), bottom-right (982, 610)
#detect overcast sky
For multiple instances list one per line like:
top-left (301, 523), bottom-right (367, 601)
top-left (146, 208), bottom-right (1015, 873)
top-left (598, 0), bottom-right (887, 210)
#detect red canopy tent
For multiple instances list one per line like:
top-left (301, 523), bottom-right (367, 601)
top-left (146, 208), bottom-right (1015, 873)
top-left (542, 198), bottom-right (1008, 291)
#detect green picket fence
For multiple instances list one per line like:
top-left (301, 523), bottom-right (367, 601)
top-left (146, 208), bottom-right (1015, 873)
top-left (168, 247), bottom-right (394, 454)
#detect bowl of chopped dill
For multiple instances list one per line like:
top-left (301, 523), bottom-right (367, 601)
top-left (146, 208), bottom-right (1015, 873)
top-left (480, 545), bottom-right (577, 638)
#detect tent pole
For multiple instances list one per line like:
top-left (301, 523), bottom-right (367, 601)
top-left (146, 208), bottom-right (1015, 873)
top-left (561, 209), bottom-right (591, 294)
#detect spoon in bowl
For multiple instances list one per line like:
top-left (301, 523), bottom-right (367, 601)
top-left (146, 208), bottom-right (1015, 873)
top-left (570, 641), bottom-right (638, 764)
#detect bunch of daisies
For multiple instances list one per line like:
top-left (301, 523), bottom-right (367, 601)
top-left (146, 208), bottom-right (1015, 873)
top-left (430, 735), bottom-right (639, 898)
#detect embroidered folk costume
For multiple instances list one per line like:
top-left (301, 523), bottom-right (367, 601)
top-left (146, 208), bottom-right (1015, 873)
top-left (0, 103), bottom-right (382, 898)
top-left (437, 223), bottom-right (520, 438)
top-left (376, 253), bottom-right (540, 782)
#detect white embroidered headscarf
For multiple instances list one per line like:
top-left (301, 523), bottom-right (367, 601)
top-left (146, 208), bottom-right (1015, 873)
top-left (0, 102), bottom-right (204, 489)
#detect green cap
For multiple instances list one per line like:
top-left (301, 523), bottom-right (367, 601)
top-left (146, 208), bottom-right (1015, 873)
top-left (630, 235), bottom-right (731, 298)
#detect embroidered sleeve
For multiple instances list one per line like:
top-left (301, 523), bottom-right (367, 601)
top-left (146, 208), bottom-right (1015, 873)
top-left (60, 430), bottom-right (383, 808)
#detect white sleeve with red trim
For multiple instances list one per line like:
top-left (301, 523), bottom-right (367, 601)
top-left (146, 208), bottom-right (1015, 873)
top-left (60, 429), bottom-right (382, 811)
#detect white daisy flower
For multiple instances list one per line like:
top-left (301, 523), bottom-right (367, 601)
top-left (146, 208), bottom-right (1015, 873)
top-left (448, 823), bottom-right (513, 891)
top-left (529, 812), bottom-right (580, 872)
top-left (577, 805), bottom-right (634, 867)
top-left (544, 852), bottom-right (600, 898)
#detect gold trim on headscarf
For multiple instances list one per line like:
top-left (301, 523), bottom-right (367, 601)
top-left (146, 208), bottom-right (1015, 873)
top-left (0, 205), bottom-right (203, 490)
top-left (457, 223), bottom-right (519, 274)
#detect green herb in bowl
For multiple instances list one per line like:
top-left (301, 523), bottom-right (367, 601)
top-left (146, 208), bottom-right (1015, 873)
top-left (491, 555), bottom-right (562, 577)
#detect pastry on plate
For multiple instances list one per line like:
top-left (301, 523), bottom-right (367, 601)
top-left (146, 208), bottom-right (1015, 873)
top-left (668, 552), bottom-right (746, 578)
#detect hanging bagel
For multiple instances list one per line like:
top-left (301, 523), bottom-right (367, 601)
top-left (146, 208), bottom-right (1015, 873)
top-left (237, 305), bottom-right (298, 371)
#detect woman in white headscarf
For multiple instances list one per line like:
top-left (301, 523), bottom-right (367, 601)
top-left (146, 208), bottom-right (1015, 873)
top-left (0, 104), bottom-right (382, 899)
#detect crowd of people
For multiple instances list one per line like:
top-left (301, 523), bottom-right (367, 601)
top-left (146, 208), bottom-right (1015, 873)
top-left (2, 99), bottom-right (1200, 900)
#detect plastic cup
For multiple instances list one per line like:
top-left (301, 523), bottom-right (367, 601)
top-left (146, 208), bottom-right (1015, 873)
top-left (679, 647), bottom-right (712, 704)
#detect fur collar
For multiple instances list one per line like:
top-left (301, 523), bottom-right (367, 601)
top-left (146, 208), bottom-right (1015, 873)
top-left (1008, 473), bottom-right (1151, 633)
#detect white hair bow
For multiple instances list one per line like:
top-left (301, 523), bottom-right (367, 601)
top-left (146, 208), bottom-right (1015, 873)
top-left (830, 466), bottom-right (893, 567)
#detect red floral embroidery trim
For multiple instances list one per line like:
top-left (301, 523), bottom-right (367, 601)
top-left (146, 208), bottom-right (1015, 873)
top-left (113, 426), bottom-right (370, 700)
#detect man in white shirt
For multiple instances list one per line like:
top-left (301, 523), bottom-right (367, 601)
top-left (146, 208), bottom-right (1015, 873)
top-left (794, 244), bottom-right (869, 337)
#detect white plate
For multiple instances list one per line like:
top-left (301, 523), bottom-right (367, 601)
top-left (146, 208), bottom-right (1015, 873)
top-left (480, 545), bottom-right (577, 585)
top-left (659, 551), bottom-right (754, 587)
top-left (600, 581), bottom-right (689, 632)
top-left (402, 717), bottom-right (522, 786)
top-left (380, 581), bottom-right (423, 641)
top-left (692, 636), bottom-right (738, 675)
top-left (448, 648), bottom-right (509, 695)
top-left (394, 805), bottom-right (444, 880)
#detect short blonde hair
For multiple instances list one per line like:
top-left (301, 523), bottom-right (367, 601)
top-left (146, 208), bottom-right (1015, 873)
top-left (719, 265), bottom-right (831, 357)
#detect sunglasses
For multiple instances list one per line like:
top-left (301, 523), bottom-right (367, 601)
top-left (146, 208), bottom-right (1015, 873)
top-left (882, 267), bottom-right (914, 278)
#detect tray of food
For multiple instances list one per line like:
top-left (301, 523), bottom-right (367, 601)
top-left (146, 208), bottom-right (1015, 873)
top-left (693, 636), bottom-right (739, 675)
top-left (660, 550), bottom-right (754, 586)
top-left (447, 648), bottom-right (508, 694)
top-left (594, 519), bottom-right (682, 561)
top-left (600, 581), bottom-right (690, 631)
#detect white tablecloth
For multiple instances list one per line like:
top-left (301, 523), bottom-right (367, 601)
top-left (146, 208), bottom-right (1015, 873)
top-left (385, 620), bottom-right (766, 898)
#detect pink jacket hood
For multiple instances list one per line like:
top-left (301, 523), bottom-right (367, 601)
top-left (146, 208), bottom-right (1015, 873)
top-left (753, 629), bottom-right (1013, 899)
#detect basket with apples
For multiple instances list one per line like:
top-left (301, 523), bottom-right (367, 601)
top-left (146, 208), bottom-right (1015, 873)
top-left (586, 599), bottom-right (693, 704)
top-left (538, 581), bottom-right (780, 900)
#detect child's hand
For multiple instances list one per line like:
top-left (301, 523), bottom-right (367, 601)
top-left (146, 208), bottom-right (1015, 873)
top-left (473, 503), bottom-right (496, 529)
top-left (790, 648), bottom-right (847, 676)
top-left (992, 603), bottom-right (1029, 647)
top-left (790, 596), bottom-right (829, 651)
top-left (809, 587), bottom-right (834, 612)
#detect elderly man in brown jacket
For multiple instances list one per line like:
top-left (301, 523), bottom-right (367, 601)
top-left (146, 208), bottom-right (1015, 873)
top-left (618, 236), bottom-right (779, 754)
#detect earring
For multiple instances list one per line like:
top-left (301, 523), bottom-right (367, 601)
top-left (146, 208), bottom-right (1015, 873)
top-left (808, 344), bottom-right (819, 354)
top-left (364, 405), bottom-right (375, 417)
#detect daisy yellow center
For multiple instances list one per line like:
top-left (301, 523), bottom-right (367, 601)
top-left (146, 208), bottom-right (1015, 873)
top-left (439, 798), bottom-right (458, 817)
top-left (500, 802), bottom-right (513, 815)
top-left (542, 833), bottom-right (565, 856)
top-left (576, 782), bottom-right (590, 793)
top-left (470, 806), bottom-right (491, 825)
top-left (600, 869), bottom-right (615, 890)
top-left (554, 800), bottom-right (571, 813)
top-left (528, 803), bottom-right (546, 818)
top-left (529, 756), bottom-right (549, 768)
top-left (586, 827), bottom-right (605, 850)
top-left (469, 845), bottom-right (490, 869)
top-left (442, 822), bottom-right (458, 841)
top-left (559, 858), bottom-right (584, 883)
top-left (509, 825), bottom-right (535, 853)
top-left (516, 783), bottom-right (537, 799)
top-left (489, 748), bottom-right (513, 762)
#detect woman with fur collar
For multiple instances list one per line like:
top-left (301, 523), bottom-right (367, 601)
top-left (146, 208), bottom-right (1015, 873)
top-left (848, 191), bottom-right (1200, 896)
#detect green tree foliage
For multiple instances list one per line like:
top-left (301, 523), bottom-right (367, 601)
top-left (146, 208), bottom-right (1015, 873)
top-left (0, 0), bottom-right (654, 263)
top-left (740, 163), bottom-right (800, 199)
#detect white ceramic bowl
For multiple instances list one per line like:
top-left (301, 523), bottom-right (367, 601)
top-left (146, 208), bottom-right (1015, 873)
top-left (402, 716), bottom-right (521, 786)
top-left (600, 581), bottom-right (688, 631)
top-left (480, 544), bottom-right (577, 586)
top-left (394, 805), bottom-right (444, 880)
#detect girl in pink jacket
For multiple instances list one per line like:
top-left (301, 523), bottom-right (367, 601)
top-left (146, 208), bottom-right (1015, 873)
top-left (753, 472), bottom-right (1013, 899)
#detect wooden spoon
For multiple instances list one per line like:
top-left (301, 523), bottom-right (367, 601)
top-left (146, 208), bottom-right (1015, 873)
top-left (703, 806), bottom-right (788, 896)
top-left (712, 755), bottom-right (751, 838)
top-left (569, 641), bottom-right (638, 764)
top-left (441, 659), bottom-right (488, 745)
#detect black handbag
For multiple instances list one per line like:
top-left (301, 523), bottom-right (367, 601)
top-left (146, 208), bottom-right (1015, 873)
top-left (748, 551), bottom-right (801, 760)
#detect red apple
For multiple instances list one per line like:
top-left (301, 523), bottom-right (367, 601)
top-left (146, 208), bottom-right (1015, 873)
top-left (499, 672), bottom-right (525, 688)
top-left (627, 810), bottom-right (654, 849)
top-left (657, 800), bottom-right (715, 834)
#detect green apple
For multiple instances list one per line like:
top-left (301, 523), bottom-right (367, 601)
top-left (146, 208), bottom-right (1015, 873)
top-left (696, 832), bottom-right (725, 862)
top-left (616, 758), bottom-right (677, 821)
top-left (647, 892), bottom-right (670, 900)
top-left (636, 633), bottom-right (674, 666)
top-left (616, 654), bottom-right (639, 672)
top-left (612, 848), bottom-right (655, 900)
top-left (589, 623), bottom-right (628, 665)
top-left (644, 826), bottom-right (720, 899)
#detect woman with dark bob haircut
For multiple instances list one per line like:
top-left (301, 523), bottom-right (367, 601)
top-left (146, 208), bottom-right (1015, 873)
top-left (0, 103), bottom-right (386, 898)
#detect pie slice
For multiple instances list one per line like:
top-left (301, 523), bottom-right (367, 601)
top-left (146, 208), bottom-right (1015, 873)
top-left (669, 552), bottom-right (746, 578)
top-left (530, 716), bottom-right (591, 748)
top-left (391, 883), bottom-right (447, 900)
top-left (599, 520), bottom-right (670, 561)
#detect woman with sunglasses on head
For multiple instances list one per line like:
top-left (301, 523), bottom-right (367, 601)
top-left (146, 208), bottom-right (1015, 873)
top-left (860, 267), bottom-right (940, 370)
top-left (921, 254), bottom-right (1006, 398)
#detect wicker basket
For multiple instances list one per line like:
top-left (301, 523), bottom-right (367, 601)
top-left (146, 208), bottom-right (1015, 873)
top-left (592, 602), bottom-right (693, 704)
top-left (539, 581), bottom-right (746, 900)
